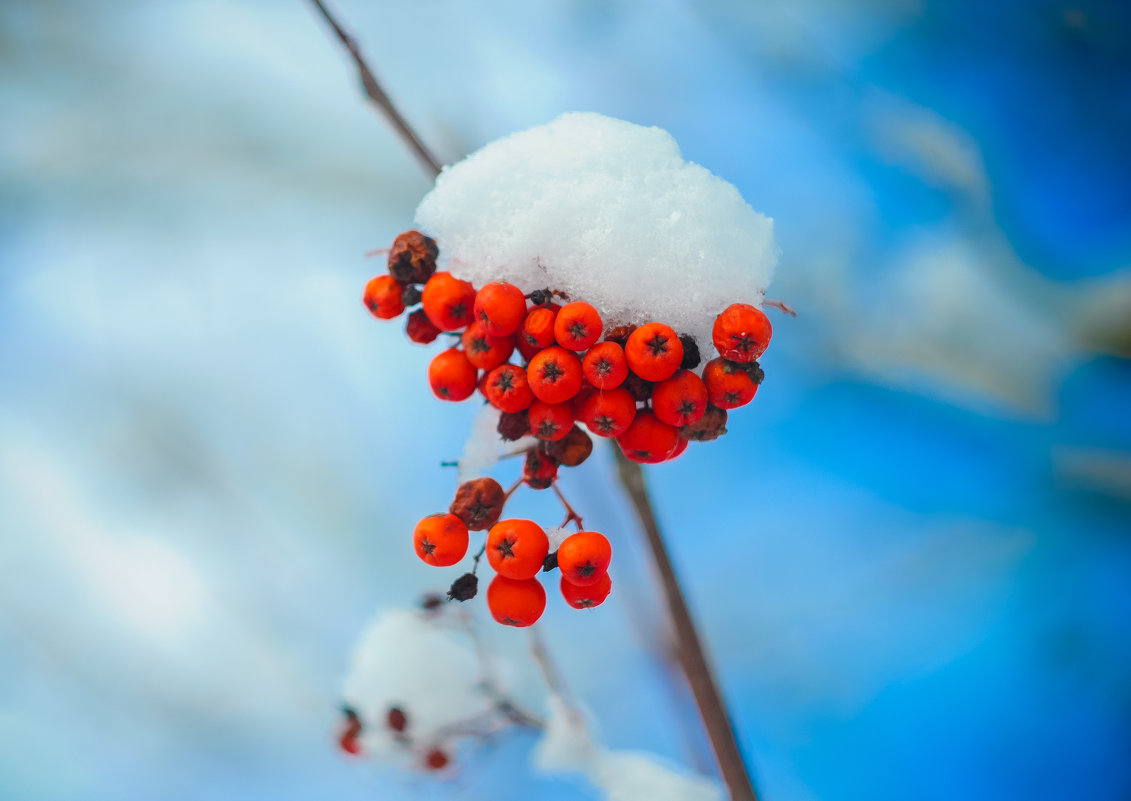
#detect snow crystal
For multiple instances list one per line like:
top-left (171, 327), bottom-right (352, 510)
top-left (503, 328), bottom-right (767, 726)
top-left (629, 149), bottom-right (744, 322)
top-left (534, 694), bottom-right (723, 801)
top-left (415, 112), bottom-right (777, 348)
top-left (457, 404), bottom-right (537, 483)
top-left (545, 526), bottom-right (572, 552)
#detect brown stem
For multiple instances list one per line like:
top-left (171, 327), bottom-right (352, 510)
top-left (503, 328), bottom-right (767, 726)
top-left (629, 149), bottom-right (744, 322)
top-left (764, 298), bottom-right (797, 318)
top-left (307, 0), bottom-right (444, 178)
top-left (504, 477), bottom-right (523, 500)
top-left (551, 481), bottom-right (585, 530)
top-left (614, 449), bottom-right (759, 801)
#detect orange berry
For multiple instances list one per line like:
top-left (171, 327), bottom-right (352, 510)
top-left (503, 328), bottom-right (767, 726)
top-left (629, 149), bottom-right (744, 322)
top-left (405, 308), bottom-right (441, 343)
top-left (486, 574), bottom-right (547, 627)
top-left (461, 320), bottom-right (515, 371)
top-left (413, 513), bottom-right (469, 567)
top-left (387, 230), bottom-right (438, 284)
top-left (521, 306), bottom-right (558, 350)
top-left (582, 341), bottom-right (628, 389)
top-left (363, 275), bottom-right (406, 319)
top-left (578, 388), bottom-right (637, 438)
top-left (625, 322), bottom-right (683, 382)
top-left (556, 531), bottom-right (611, 587)
top-left (652, 370), bottom-right (708, 427)
top-left (702, 358), bottom-right (759, 409)
top-left (483, 364), bottom-right (535, 413)
top-left (487, 519), bottom-right (549, 580)
top-left (527, 346), bottom-right (583, 404)
top-left (616, 408), bottom-right (680, 463)
top-left (474, 282), bottom-right (527, 336)
top-left (528, 400), bottom-right (574, 441)
top-left (421, 272), bottom-right (476, 331)
top-left (554, 301), bottom-right (603, 351)
top-left (515, 333), bottom-right (542, 363)
top-left (712, 303), bottom-right (772, 362)
top-left (428, 348), bottom-right (478, 402)
top-left (561, 572), bottom-right (612, 609)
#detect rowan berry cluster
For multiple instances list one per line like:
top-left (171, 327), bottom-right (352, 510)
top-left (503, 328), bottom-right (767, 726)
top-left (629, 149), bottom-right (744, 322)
top-left (365, 230), bottom-right (773, 625)
top-left (338, 699), bottom-right (450, 770)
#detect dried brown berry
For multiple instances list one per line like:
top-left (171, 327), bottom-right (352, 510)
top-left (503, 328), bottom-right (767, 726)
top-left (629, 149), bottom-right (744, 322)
top-left (737, 360), bottom-right (765, 385)
top-left (679, 404), bottom-right (728, 442)
top-left (544, 425), bottom-right (593, 467)
top-left (387, 230), bottom-right (438, 284)
top-left (387, 706), bottom-right (408, 732)
top-left (678, 334), bottom-right (701, 369)
top-left (528, 288), bottom-right (551, 306)
top-left (542, 551), bottom-right (559, 572)
top-left (497, 409), bottom-right (531, 441)
top-left (449, 477), bottom-right (506, 530)
top-left (447, 572), bottom-right (479, 602)
top-left (406, 309), bottom-right (441, 344)
top-left (604, 324), bottom-right (636, 346)
top-left (622, 372), bottom-right (654, 402)
top-left (523, 448), bottom-right (559, 490)
top-left (401, 284), bottom-right (423, 307)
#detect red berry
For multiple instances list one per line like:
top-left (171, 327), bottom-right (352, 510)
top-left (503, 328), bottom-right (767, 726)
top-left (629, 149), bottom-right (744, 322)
top-left (487, 519), bottom-right (549, 580)
top-left (386, 707), bottom-right (408, 733)
top-left (669, 437), bottom-right (689, 460)
top-left (652, 370), bottom-right (708, 427)
top-left (582, 341), bottom-right (629, 390)
top-left (363, 275), bottom-right (406, 319)
top-left (428, 348), bottom-right (478, 402)
top-left (515, 333), bottom-right (542, 363)
top-left (554, 301), bottom-right (603, 351)
top-left (523, 448), bottom-right (559, 489)
top-left (423, 748), bottom-right (450, 771)
top-left (421, 272), bottom-right (476, 331)
top-left (486, 574), bottom-right (547, 627)
top-left (449, 477), bottom-right (506, 531)
top-left (561, 572), bottom-right (612, 609)
top-left (578, 388), bottom-right (637, 438)
top-left (528, 400), bottom-right (574, 442)
top-left (625, 322), bottom-right (683, 382)
top-left (483, 364), bottom-right (535, 413)
top-left (474, 282), bottom-right (527, 336)
top-left (616, 408), bottom-right (680, 463)
top-left (556, 531), bottom-right (611, 587)
top-left (712, 303), bottom-right (772, 362)
top-left (527, 346), bottom-right (583, 404)
top-left (405, 308), bottom-right (441, 343)
top-left (521, 306), bottom-right (558, 350)
top-left (702, 358), bottom-right (759, 409)
top-left (413, 513), bottom-right (469, 567)
top-left (461, 320), bottom-right (515, 371)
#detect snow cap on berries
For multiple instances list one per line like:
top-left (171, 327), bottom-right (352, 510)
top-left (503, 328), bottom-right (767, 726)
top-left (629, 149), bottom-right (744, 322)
top-left (415, 112), bottom-right (777, 347)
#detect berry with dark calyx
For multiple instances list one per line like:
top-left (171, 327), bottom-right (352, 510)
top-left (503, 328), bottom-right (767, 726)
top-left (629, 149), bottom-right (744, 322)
top-left (554, 301), bottom-right (603, 351)
top-left (423, 748), bottom-right (451, 771)
top-left (401, 284), bottom-right (423, 307)
top-left (528, 400), bottom-right (573, 442)
top-left (449, 477), bottom-right (506, 530)
top-left (474, 281), bottom-right (527, 336)
top-left (487, 519), bottom-right (549, 580)
top-left (461, 321), bottom-right (515, 371)
top-left (421, 272), bottom-right (476, 331)
top-left (363, 275), bottom-right (406, 320)
top-left (484, 364), bottom-right (534, 413)
top-left (712, 303), bottom-right (772, 362)
top-left (515, 332), bottom-right (542, 363)
top-left (556, 531), bottom-right (612, 587)
top-left (405, 309), bottom-right (441, 344)
top-left (527, 346), bottom-right (583, 404)
top-left (413, 513), bottom-right (469, 567)
top-left (523, 448), bottom-right (559, 489)
top-left (544, 425), bottom-right (593, 467)
top-left (616, 408), bottom-right (680, 463)
top-left (652, 370), bottom-right (708, 427)
top-left (582, 341), bottom-right (628, 390)
top-left (447, 572), bottom-right (479, 602)
top-left (387, 706), bottom-right (409, 733)
top-left (703, 357), bottom-right (759, 409)
top-left (561, 572), bottom-right (612, 609)
top-left (521, 306), bottom-right (558, 350)
top-left (603, 325), bottom-right (636, 346)
top-left (498, 409), bottom-right (531, 441)
top-left (680, 404), bottom-right (728, 441)
top-left (625, 322), bottom-right (683, 382)
top-left (678, 334), bottom-right (701, 369)
top-left (387, 230), bottom-right (438, 284)
top-left (427, 348), bottom-right (478, 402)
top-left (578, 388), bottom-right (637, 438)
top-left (622, 373), bottom-right (654, 403)
top-left (486, 574), bottom-right (547, 627)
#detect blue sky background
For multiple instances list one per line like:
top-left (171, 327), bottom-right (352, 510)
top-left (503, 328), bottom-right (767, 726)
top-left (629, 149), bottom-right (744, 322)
top-left (1, 1), bottom-right (1129, 799)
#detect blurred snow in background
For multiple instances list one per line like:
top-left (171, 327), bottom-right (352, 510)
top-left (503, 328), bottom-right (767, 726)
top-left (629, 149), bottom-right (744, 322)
top-left (1, 1), bottom-right (1129, 800)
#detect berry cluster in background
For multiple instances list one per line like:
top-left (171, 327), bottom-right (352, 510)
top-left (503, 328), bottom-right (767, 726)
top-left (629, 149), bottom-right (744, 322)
top-left (364, 229), bottom-right (773, 626)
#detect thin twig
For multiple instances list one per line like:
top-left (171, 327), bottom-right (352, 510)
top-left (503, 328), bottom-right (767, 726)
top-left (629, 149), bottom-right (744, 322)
top-left (504, 477), bottom-right (523, 500)
top-left (470, 543), bottom-right (487, 575)
top-left (764, 298), bottom-right (797, 317)
top-left (551, 482), bottom-right (584, 530)
top-left (307, 0), bottom-right (443, 178)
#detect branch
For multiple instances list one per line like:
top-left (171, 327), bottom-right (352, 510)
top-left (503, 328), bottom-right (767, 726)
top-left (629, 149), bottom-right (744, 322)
top-left (307, 0), bottom-right (443, 178)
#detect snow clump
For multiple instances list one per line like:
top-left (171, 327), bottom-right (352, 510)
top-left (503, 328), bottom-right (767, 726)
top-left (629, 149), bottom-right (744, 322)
top-left (415, 112), bottom-right (777, 348)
